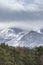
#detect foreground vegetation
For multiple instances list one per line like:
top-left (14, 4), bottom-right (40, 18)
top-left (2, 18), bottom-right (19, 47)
top-left (0, 43), bottom-right (43, 65)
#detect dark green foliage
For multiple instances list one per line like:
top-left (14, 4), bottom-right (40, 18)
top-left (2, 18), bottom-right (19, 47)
top-left (0, 43), bottom-right (43, 65)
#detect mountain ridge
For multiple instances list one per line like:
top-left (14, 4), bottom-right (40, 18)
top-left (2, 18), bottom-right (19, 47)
top-left (0, 27), bottom-right (43, 48)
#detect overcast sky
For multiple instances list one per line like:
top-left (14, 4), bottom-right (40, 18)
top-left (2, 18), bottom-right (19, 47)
top-left (0, 0), bottom-right (43, 30)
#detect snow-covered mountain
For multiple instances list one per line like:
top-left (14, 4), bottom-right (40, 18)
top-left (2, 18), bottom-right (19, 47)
top-left (19, 31), bottom-right (43, 47)
top-left (0, 27), bottom-right (43, 48)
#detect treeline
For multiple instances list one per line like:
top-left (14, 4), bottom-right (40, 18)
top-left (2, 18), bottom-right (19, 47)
top-left (0, 43), bottom-right (43, 65)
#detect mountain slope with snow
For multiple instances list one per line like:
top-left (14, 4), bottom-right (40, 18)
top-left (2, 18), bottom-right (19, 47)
top-left (19, 31), bottom-right (43, 47)
top-left (0, 27), bottom-right (43, 48)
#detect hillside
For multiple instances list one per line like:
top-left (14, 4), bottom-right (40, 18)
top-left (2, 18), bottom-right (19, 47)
top-left (0, 43), bottom-right (43, 65)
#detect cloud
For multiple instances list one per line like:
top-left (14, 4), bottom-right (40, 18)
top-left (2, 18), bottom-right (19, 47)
top-left (0, 0), bottom-right (25, 11)
top-left (0, 9), bottom-right (43, 21)
top-left (0, 0), bottom-right (43, 11)
top-left (34, 0), bottom-right (43, 11)
top-left (0, 21), bottom-right (43, 31)
top-left (0, 0), bottom-right (43, 21)
top-left (34, 0), bottom-right (43, 4)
